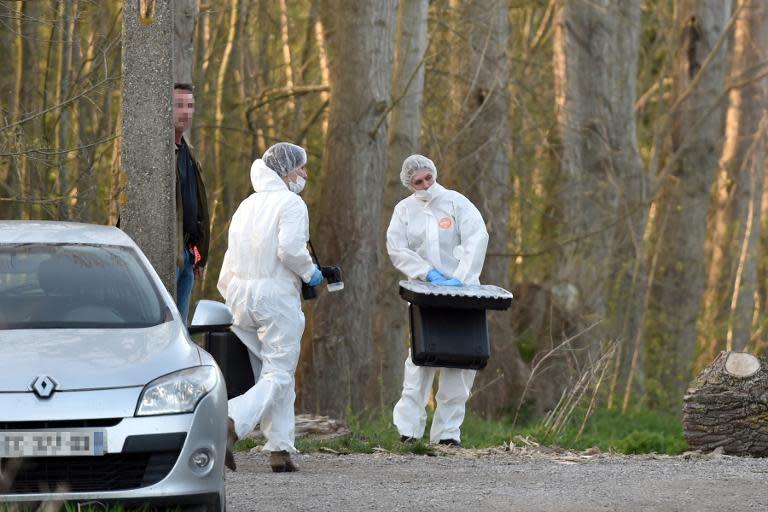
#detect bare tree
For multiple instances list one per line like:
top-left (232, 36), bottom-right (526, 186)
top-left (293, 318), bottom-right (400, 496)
top-left (120, 0), bottom-right (177, 292)
top-left (700, 0), bottom-right (768, 359)
top-left (1, 0), bottom-right (28, 220)
top-left (301, 0), bottom-right (397, 417)
top-left (214, 0), bottom-right (238, 218)
top-left (372, 0), bottom-right (429, 408)
top-left (644, 0), bottom-right (730, 412)
top-left (56, 0), bottom-right (76, 220)
top-left (549, 0), bottom-right (648, 412)
top-left (438, 0), bottom-right (530, 416)
top-left (175, 0), bottom-right (199, 85)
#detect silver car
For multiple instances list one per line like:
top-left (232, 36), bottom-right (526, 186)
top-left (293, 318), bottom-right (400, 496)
top-left (0, 221), bottom-right (231, 511)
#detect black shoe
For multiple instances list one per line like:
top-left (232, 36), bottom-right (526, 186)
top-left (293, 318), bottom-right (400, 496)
top-left (400, 435), bottom-right (417, 443)
top-left (438, 438), bottom-right (460, 447)
top-left (225, 417), bottom-right (238, 471)
top-left (270, 450), bottom-right (299, 473)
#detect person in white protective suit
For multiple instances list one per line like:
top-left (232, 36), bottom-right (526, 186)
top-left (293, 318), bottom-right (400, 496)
top-left (387, 154), bottom-right (489, 447)
top-left (217, 142), bottom-right (323, 472)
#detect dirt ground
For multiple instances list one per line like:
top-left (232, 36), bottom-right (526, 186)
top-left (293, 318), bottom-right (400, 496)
top-left (224, 445), bottom-right (768, 511)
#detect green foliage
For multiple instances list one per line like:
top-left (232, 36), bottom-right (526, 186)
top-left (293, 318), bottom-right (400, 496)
top-left (515, 332), bottom-right (538, 364)
top-left (519, 407), bottom-right (688, 455)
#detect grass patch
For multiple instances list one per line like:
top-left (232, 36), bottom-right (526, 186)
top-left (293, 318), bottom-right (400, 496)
top-left (512, 407), bottom-right (688, 455)
top-left (236, 412), bottom-right (436, 455)
top-left (237, 407), bottom-right (687, 456)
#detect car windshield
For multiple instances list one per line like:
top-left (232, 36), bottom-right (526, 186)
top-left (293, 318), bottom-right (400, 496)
top-left (0, 243), bottom-right (167, 329)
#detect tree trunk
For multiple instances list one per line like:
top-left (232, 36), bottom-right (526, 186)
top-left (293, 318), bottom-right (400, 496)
top-left (758, 152), bottom-right (768, 354)
top-left (174, 0), bottom-right (198, 86)
top-left (443, 0), bottom-right (528, 417)
top-left (683, 351), bottom-right (768, 455)
top-left (292, 1), bottom-right (318, 142)
top-left (700, 0), bottom-right (768, 359)
top-left (372, 0), bottom-right (429, 409)
top-left (57, 0), bottom-right (74, 220)
top-left (644, 1), bottom-right (730, 412)
top-left (314, 15), bottom-right (330, 137)
top-left (598, 2), bottom-right (648, 414)
top-left (551, 0), bottom-right (647, 412)
top-left (120, 0), bottom-right (177, 293)
top-left (215, 0), bottom-right (238, 219)
top-left (0, 0), bottom-right (12, 219)
top-left (301, 0), bottom-right (397, 418)
top-left (278, 0), bottom-right (296, 117)
top-left (3, 0), bottom-right (26, 220)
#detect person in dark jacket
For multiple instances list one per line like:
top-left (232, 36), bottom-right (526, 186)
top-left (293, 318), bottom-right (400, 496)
top-left (174, 83), bottom-right (210, 324)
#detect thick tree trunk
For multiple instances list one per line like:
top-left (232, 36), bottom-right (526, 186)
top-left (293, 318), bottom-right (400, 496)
top-left (0, 0), bottom-right (13, 219)
top-left (443, 0), bottom-right (529, 416)
top-left (57, 0), bottom-right (74, 220)
top-left (644, 1), bottom-right (730, 412)
top-left (372, 0), bottom-right (429, 409)
top-left (700, 0), bottom-right (768, 359)
top-left (174, 0), bottom-right (198, 86)
top-left (683, 351), bottom-right (768, 455)
top-left (215, 0), bottom-right (238, 219)
top-left (551, 0), bottom-right (647, 412)
top-left (300, 0), bottom-right (397, 418)
top-left (2, 0), bottom-right (27, 220)
top-left (120, 0), bottom-right (177, 293)
top-left (278, 0), bottom-right (296, 117)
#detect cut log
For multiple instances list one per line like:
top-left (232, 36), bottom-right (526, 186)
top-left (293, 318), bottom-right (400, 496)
top-left (682, 351), bottom-right (768, 456)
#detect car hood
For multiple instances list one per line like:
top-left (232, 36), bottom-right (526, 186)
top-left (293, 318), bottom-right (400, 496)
top-left (0, 321), bottom-right (201, 391)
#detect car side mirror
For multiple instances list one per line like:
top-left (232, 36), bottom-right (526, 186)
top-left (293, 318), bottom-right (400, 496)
top-left (188, 300), bottom-right (233, 335)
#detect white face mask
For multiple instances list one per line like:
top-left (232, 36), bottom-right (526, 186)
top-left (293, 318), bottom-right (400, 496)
top-left (288, 176), bottom-right (306, 194)
top-left (413, 186), bottom-right (436, 201)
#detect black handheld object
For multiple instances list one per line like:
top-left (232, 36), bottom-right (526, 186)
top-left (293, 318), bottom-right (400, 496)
top-left (301, 281), bottom-right (317, 300)
top-left (301, 240), bottom-right (344, 300)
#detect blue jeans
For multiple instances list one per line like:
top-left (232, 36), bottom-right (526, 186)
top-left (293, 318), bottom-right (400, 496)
top-left (176, 248), bottom-right (194, 325)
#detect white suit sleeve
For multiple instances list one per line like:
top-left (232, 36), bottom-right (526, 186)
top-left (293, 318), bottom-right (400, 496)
top-left (216, 247), bottom-right (233, 300)
top-left (386, 204), bottom-right (432, 280)
top-left (451, 196), bottom-right (489, 284)
top-left (277, 197), bottom-right (316, 283)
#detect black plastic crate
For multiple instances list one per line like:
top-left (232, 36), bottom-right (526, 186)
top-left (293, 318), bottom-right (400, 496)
top-left (399, 281), bottom-right (513, 370)
top-left (409, 304), bottom-right (490, 370)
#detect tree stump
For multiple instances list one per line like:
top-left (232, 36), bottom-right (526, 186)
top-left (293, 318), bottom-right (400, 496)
top-left (682, 351), bottom-right (768, 456)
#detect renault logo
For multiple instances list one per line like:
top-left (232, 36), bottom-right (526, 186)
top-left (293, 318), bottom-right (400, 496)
top-left (30, 376), bottom-right (58, 399)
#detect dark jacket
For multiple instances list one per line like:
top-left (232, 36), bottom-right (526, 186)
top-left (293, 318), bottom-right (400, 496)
top-left (176, 137), bottom-right (210, 268)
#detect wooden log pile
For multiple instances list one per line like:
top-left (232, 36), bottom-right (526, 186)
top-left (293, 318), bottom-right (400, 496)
top-left (683, 351), bottom-right (768, 456)
top-left (245, 414), bottom-right (350, 441)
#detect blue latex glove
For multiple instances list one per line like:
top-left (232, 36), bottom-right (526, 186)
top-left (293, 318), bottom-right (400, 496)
top-left (426, 269), bottom-right (447, 283)
top-left (307, 266), bottom-right (323, 286)
top-left (434, 277), bottom-right (463, 286)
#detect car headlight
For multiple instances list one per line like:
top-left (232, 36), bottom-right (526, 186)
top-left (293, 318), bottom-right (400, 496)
top-left (136, 366), bottom-right (218, 416)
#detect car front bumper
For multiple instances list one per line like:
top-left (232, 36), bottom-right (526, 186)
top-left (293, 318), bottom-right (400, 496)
top-left (0, 383), bottom-right (227, 507)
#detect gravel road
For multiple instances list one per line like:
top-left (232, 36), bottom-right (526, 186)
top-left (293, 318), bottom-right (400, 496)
top-left (224, 446), bottom-right (768, 511)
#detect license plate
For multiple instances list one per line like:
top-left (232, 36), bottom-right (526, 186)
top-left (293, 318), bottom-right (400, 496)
top-left (0, 431), bottom-right (105, 457)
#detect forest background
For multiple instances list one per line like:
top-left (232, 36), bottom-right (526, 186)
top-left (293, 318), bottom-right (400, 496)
top-left (1, 0), bottom-right (766, 426)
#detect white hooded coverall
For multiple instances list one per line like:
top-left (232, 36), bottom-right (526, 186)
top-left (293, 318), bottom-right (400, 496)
top-left (387, 182), bottom-right (489, 443)
top-left (217, 159), bottom-right (316, 453)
